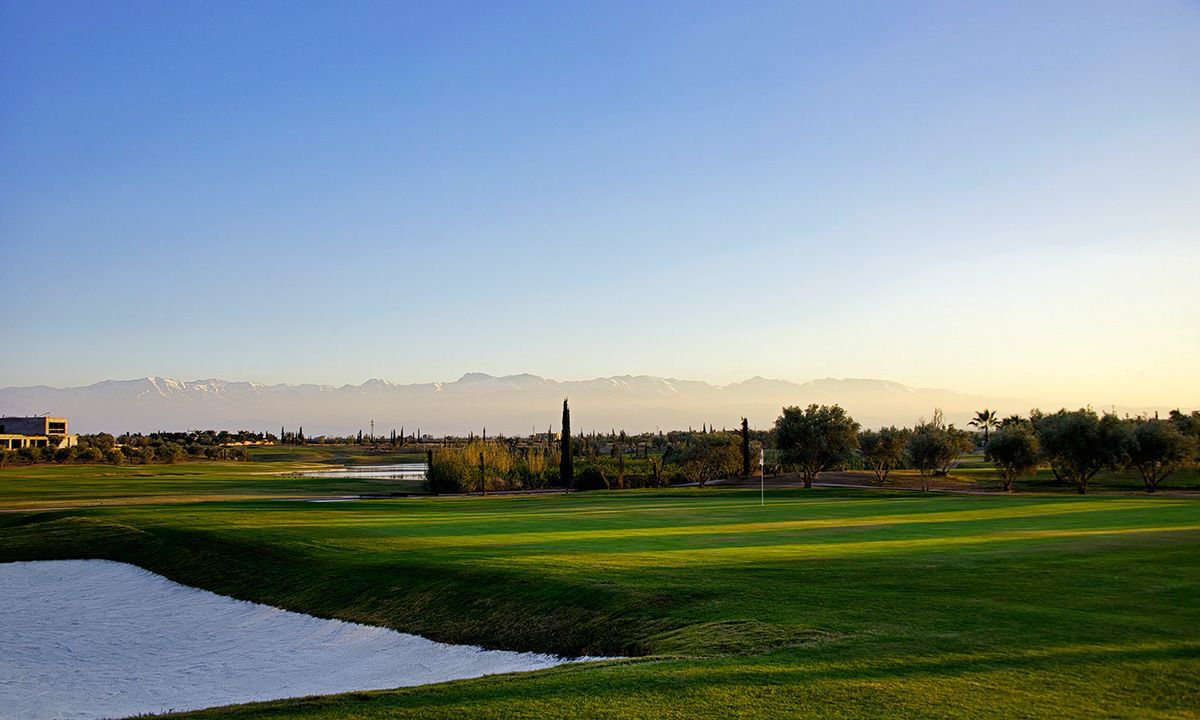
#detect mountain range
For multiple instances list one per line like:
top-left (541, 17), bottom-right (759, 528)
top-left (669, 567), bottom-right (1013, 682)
top-left (3, 373), bottom-right (1186, 436)
top-left (0, 373), bottom-right (1051, 435)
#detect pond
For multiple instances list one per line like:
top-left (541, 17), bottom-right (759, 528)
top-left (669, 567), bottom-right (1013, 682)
top-left (0, 560), bottom-right (605, 720)
top-left (287, 463), bottom-right (427, 480)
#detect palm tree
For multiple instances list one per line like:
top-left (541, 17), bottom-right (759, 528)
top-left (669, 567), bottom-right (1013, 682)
top-left (969, 409), bottom-right (999, 445)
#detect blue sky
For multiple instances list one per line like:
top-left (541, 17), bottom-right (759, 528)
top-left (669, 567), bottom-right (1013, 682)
top-left (2, 0), bottom-right (1197, 405)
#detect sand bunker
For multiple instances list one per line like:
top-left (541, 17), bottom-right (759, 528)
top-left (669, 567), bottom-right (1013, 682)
top-left (0, 560), bottom-right (599, 720)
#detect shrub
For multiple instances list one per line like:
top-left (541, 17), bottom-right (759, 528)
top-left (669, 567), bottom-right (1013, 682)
top-left (573, 466), bottom-right (609, 491)
top-left (77, 447), bottom-right (104, 463)
top-left (427, 440), bottom-right (526, 493)
top-left (428, 448), bottom-right (473, 494)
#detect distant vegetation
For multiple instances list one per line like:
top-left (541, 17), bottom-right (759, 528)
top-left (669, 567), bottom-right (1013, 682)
top-left (418, 402), bottom-right (1198, 495)
top-left (2, 400), bottom-right (1196, 495)
top-left (0, 430), bottom-right (265, 468)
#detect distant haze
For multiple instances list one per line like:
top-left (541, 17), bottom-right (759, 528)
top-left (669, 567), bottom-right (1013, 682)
top-left (0, 374), bottom-right (1190, 436)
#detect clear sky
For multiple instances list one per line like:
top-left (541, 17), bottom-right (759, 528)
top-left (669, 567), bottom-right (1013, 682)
top-left (2, 0), bottom-right (1197, 407)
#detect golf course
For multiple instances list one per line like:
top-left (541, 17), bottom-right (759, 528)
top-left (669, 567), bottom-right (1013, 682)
top-left (2, 449), bottom-right (1198, 719)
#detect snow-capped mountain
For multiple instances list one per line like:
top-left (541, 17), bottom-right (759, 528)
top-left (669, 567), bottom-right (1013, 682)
top-left (0, 373), bottom-right (1036, 435)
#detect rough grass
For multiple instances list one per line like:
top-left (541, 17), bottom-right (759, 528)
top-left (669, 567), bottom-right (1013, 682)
top-left (1, 463), bottom-right (1198, 719)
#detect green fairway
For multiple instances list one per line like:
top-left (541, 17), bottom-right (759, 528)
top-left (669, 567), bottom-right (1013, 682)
top-left (937, 464), bottom-right (1200, 494)
top-left (0, 446), bottom-right (427, 509)
top-left (1, 463), bottom-right (1198, 718)
top-left (829, 464), bottom-right (1200, 494)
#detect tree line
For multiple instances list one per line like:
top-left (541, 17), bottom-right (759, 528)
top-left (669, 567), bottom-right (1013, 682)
top-left (0, 430), bottom-right (261, 468)
top-left (780, 404), bottom-right (1198, 494)
top-left (426, 400), bottom-right (761, 493)
top-left (4, 403), bottom-right (1195, 494)
top-left (425, 400), bottom-right (1199, 495)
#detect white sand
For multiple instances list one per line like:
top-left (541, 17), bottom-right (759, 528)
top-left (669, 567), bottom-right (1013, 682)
top-left (0, 560), bottom-right (597, 720)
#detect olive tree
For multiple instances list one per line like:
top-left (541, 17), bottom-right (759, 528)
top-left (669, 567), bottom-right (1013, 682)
top-left (906, 421), bottom-right (960, 491)
top-left (985, 425), bottom-right (1040, 492)
top-left (858, 426), bottom-right (908, 485)
top-left (1127, 419), bottom-right (1196, 493)
top-left (677, 432), bottom-right (741, 487)
top-left (774, 404), bottom-right (860, 489)
top-left (1033, 409), bottom-right (1132, 494)
top-left (1169, 410), bottom-right (1200, 458)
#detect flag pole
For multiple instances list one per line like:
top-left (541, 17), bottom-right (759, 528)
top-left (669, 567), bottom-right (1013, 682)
top-left (760, 447), bottom-right (765, 507)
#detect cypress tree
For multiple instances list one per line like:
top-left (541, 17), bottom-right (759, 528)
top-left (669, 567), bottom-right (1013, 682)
top-left (280, 426), bottom-right (285, 446)
top-left (741, 417), bottom-right (750, 477)
top-left (560, 398), bottom-right (574, 488)
top-left (299, 427), bottom-right (304, 445)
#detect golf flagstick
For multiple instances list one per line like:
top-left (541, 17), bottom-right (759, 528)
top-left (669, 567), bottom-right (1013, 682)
top-left (760, 447), bottom-right (765, 506)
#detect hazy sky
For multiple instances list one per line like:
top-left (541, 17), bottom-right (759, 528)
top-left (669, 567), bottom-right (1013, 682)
top-left (2, 0), bottom-right (1197, 407)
